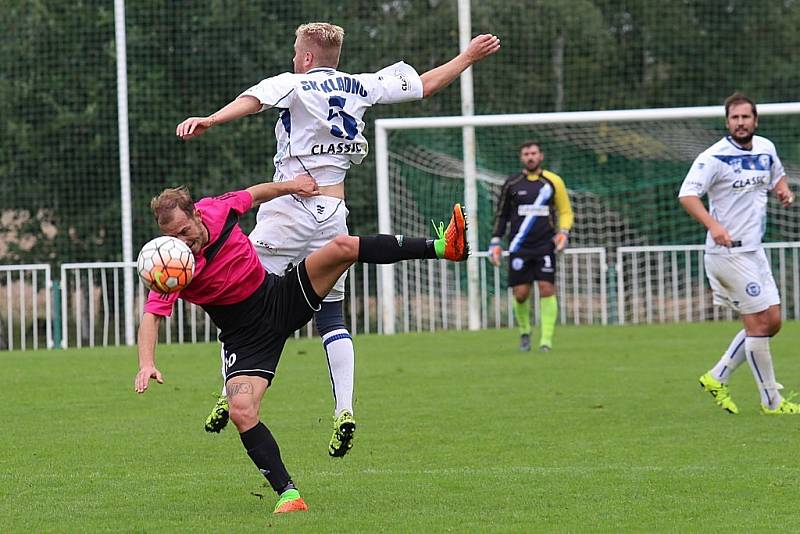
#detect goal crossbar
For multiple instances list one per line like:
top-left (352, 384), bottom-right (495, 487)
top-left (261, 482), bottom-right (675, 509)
top-left (376, 102), bottom-right (800, 130)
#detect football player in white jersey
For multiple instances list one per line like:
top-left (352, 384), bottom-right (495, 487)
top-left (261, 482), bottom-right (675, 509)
top-left (679, 92), bottom-right (799, 415)
top-left (176, 22), bottom-right (500, 454)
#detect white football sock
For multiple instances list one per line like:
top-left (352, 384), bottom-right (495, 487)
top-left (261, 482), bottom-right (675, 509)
top-left (322, 328), bottom-right (355, 417)
top-left (710, 329), bottom-right (747, 383)
top-left (745, 336), bottom-right (783, 409)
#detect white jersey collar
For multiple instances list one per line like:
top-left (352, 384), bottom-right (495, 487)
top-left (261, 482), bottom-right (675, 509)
top-left (306, 67), bottom-right (336, 74)
top-left (724, 135), bottom-right (753, 152)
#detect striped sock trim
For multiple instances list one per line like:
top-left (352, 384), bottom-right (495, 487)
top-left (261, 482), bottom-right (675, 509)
top-left (322, 328), bottom-right (352, 349)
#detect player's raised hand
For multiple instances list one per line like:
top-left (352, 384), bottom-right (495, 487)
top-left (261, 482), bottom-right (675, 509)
top-left (465, 34), bottom-right (501, 64)
top-left (176, 116), bottom-right (214, 140)
top-left (134, 365), bottom-right (163, 394)
top-left (292, 174), bottom-right (320, 197)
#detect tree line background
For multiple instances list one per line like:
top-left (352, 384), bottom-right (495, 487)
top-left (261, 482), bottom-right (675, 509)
top-left (3, 0), bottom-right (800, 263)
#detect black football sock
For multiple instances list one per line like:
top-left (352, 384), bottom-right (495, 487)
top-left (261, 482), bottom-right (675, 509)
top-left (357, 235), bottom-right (437, 263)
top-left (240, 421), bottom-right (295, 495)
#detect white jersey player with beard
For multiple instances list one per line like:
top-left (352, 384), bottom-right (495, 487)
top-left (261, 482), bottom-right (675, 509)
top-left (176, 23), bottom-right (501, 452)
top-left (679, 134), bottom-right (785, 312)
top-left (680, 134), bottom-right (784, 256)
top-left (679, 93), bottom-right (800, 416)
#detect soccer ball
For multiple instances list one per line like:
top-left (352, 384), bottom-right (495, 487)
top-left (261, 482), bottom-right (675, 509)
top-left (137, 236), bottom-right (195, 294)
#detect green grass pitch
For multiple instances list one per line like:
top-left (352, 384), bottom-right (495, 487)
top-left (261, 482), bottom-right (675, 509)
top-left (2, 321), bottom-right (800, 532)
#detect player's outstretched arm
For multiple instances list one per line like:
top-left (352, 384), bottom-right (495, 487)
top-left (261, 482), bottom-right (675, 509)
top-left (246, 174), bottom-right (320, 208)
top-left (135, 312), bottom-right (164, 393)
top-left (420, 34), bottom-right (500, 98)
top-left (176, 96), bottom-right (262, 140)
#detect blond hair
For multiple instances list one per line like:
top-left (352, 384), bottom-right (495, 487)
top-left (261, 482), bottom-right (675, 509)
top-left (150, 186), bottom-right (195, 226)
top-left (296, 22), bottom-right (344, 67)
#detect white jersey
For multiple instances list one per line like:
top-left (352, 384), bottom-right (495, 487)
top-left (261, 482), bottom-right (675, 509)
top-left (240, 62), bottom-right (424, 187)
top-left (678, 135), bottom-right (785, 254)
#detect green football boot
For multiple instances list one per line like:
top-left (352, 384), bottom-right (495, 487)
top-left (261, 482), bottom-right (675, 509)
top-left (204, 393), bottom-right (229, 433)
top-left (432, 204), bottom-right (469, 262)
top-left (273, 489), bottom-right (308, 514)
top-left (328, 410), bottom-right (356, 457)
top-left (698, 373), bottom-right (739, 414)
top-left (761, 393), bottom-right (800, 415)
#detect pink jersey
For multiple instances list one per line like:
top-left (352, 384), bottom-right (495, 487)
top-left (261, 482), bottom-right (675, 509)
top-left (144, 190), bottom-right (266, 317)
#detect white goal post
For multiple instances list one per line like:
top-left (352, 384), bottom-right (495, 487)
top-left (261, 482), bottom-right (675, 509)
top-left (375, 102), bottom-right (800, 334)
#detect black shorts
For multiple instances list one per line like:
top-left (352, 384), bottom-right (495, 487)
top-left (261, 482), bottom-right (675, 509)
top-left (508, 250), bottom-right (557, 286)
top-left (202, 260), bottom-right (322, 384)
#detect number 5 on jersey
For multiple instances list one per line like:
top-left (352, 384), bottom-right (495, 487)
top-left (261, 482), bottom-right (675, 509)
top-left (327, 96), bottom-right (359, 140)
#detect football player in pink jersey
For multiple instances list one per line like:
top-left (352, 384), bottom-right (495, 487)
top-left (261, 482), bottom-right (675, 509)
top-left (134, 175), bottom-right (468, 514)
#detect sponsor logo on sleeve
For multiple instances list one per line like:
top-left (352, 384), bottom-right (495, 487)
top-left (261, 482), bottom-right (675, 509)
top-left (394, 71), bottom-right (409, 91)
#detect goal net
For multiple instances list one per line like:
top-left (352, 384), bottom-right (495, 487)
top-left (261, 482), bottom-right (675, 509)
top-left (375, 104), bottom-right (800, 331)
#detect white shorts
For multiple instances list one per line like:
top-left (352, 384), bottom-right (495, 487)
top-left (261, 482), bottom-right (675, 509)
top-left (704, 249), bottom-right (780, 314)
top-left (249, 194), bottom-right (349, 302)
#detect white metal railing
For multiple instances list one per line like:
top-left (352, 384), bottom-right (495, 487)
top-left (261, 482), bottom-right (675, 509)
top-left (24, 242), bottom-right (800, 348)
top-left (58, 262), bottom-right (380, 348)
top-left (388, 248), bottom-right (607, 334)
top-left (616, 242), bottom-right (800, 325)
top-left (0, 264), bottom-right (52, 350)
top-left (60, 261), bottom-right (222, 348)
top-left (61, 262), bottom-right (136, 349)
top-left (54, 249), bottom-right (607, 348)
top-left (617, 245), bottom-right (706, 325)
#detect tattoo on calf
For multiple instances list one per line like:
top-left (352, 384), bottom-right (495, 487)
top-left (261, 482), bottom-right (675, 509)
top-left (227, 382), bottom-right (254, 397)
